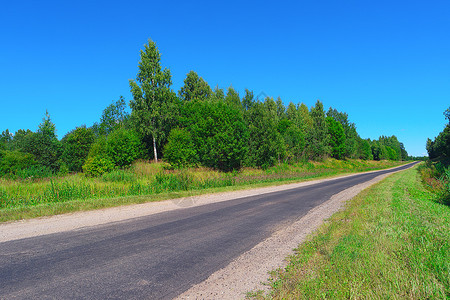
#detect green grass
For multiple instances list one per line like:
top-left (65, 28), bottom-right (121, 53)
top-left (0, 159), bottom-right (406, 223)
top-left (249, 164), bottom-right (449, 299)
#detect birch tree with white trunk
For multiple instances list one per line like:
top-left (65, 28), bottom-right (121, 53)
top-left (129, 39), bottom-right (177, 162)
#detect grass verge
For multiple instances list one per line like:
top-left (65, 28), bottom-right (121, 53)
top-left (248, 165), bottom-right (449, 299)
top-left (0, 159), bottom-right (407, 223)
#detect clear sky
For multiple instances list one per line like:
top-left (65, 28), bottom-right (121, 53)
top-left (1, 0), bottom-right (449, 156)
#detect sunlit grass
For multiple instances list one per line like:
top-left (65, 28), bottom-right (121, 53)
top-left (249, 164), bottom-right (449, 299)
top-left (0, 159), bottom-right (406, 222)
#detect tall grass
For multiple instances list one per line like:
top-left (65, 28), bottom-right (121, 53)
top-left (0, 159), bottom-right (406, 217)
top-left (418, 160), bottom-right (450, 205)
top-left (249, 165), bottom-right (449, 299)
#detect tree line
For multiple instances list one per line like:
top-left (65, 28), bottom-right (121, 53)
top-left (426, 107), bottom-right (450, 163)
top-left (0, 39), bottom-right (408, 178)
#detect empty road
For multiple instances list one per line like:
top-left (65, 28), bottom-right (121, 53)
top-left (0, 162), bottom-right (417, 299)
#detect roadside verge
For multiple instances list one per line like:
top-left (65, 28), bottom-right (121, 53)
top-left (176, 163), bottom-right (417, 299)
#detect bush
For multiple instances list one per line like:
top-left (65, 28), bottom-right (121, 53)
top-left (164, 128), bottom-right (197, 168)
top-left (20, 112), bottom-right (63, 172)
top-left (82, 156), bottom-right (115, 177)
top-left (438, 167), bottom-right (450, 205)
top-left (61, 126), bottom-right (95, 172)
top-left (180, 100), bottom-right (248, 172)
top-left (87, 136), bottom-right (108, 158)
top-left (0, 150), bottom-right (37, 177)
top-left (106, 128), bottom-right (142, 167)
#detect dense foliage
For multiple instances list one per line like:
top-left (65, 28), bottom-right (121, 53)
top-left (61, 126), bottom-right (95, 172)
top-left (0, 39), bottom-right (409, 178)
top-left (422, 107), bottom-right (450, 205)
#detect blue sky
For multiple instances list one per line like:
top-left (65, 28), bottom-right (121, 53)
top-left (1, 0), bottom-right (449, 156)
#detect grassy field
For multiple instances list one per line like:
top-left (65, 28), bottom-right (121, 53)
top-left (249, 164), bottom-right (449, 299)
top-left (0, 159), bottom-right (406, 222)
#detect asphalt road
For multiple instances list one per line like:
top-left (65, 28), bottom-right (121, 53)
top-left (0, 162), bottom-right (417, 299)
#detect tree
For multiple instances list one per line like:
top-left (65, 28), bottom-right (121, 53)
top-left (426, 138), bottom-right (435, 159)
top-left (276, 97), bottom-right (285, 119)
top-left (211, 86), bottom-right (225, 102)
top-left (61, 126), bottom-right (95, 172)
top-left (245, 102), bottom-right (284, 168)
top-left (129, 39), bottom-right (178, 162)
top-left (286, 102), bottom-right (298, 125)
top-left (326, 116), bottom-right (346, 159)
top-left (359, 138), bottom-right (373, 160)
top-left (242, 89), bottom-right (255, 111)
top-left (327, 107), bottom-right (358, 158)
top-left (282, 123), bottom-right (305, 162)
top-left (180, 100), bottom-right (248, 171)
top-left (298, 103), bottom-right (312, 134)
top-left (263, 97), bottom-right (278, 121)
top-left (22, 111), bottom-right (62, 171)
top-left (444, 107), bottom-right (450, 124)
top-left (379, 135), bottom-right (401, 160)
top-left (93, 96), bottom-right (129, 136)
top-left (106, 128), bottom-right (142, 167)
top-left (305, 100), bottom-right (330, 160)
top-left (386, 146), bottom-right (397, 160)
top-left (427, 124), bottom-right (450, 160)
top-left (163, 128), bottom-right (198, 168)
top-left (0, 129), bottom-right (12, 147)
top-left (178, 71), bottom-right (212, 102)
top-left (224, 86), bottom-right (241, 108)
top-left (399, 142), bottom-right (408, 160)
top-left (10, 129), bottom-right (33, 151)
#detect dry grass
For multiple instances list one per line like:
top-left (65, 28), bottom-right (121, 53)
top-left (0, 159), bottom-right (407, 222)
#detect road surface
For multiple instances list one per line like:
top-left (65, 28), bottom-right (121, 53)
top-left (0, 162), bottom-right (417, 299)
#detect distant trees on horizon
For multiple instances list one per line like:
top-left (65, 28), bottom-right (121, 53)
top-left (0, 39), bottom-right (409, 178)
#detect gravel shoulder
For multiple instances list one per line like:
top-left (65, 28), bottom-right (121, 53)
top-left (0, 164), bottom-right (415, 299)
top-left (176, 171), bottom-right (397, 299)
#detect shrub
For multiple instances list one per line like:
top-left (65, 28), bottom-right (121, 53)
top-left (106, 128), bottom-right (142, 167)
top-left (87, 136), bottom-right (108, 158)
top-left (163, 128), bottom-right (197, 168)
top-left (438, 167), bottom-right (450, 205)
top-left (82, 156), bottom-right (115, 177)
top-left (0, 150), bottom-right (37, 177)
top-left (181, 100), bottom-right (248, 172)
top-left (20, 112), bottom-right (63, 172)
top-left (61, 126), bottom-right (95, 172)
